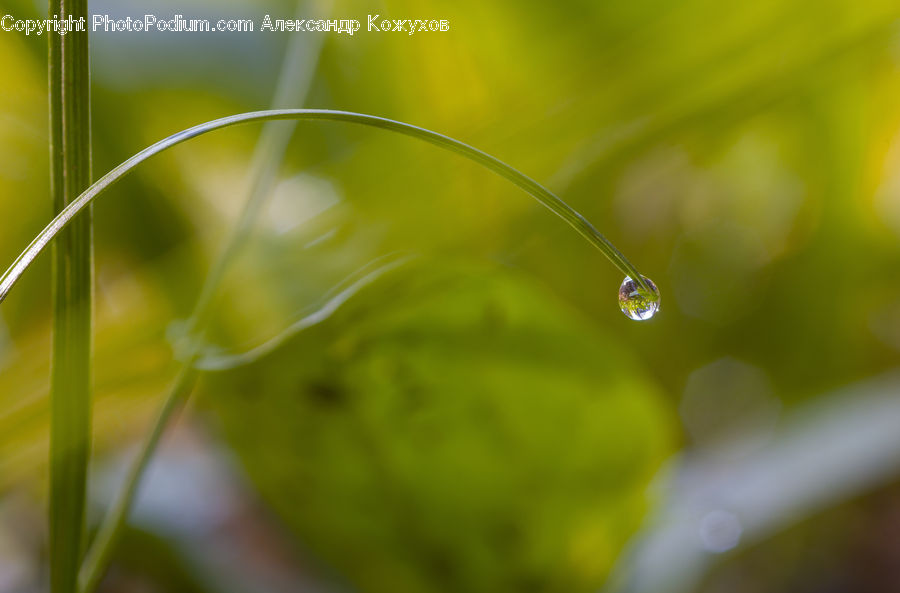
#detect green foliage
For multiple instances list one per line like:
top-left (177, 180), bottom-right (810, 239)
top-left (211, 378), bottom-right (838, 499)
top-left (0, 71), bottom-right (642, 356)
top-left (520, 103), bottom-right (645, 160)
top-left (204, 259), bottom-right (672, 593)
top-left (0, 104), bottom-right (654, 591)
top-left (1, 0), bottom-right (898, 589)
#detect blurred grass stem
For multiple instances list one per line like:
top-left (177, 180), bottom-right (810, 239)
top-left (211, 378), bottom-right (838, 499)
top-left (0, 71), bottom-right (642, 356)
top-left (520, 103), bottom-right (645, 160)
top-left (76, 16), bottom-right (326, 593)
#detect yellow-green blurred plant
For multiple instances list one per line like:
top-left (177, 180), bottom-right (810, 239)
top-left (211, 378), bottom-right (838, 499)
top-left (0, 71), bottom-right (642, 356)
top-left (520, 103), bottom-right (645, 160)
top-left (0, 15), bottom-right (660, 593)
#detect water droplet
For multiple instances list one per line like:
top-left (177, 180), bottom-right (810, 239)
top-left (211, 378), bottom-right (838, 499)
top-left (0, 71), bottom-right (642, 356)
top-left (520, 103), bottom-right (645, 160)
top-left (618, 275), bottom-right (660, 321)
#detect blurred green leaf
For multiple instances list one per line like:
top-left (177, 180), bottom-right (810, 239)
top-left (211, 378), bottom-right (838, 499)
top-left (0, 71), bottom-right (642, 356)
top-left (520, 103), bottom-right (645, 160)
top-left (203, 259), bottom-right (673, 593)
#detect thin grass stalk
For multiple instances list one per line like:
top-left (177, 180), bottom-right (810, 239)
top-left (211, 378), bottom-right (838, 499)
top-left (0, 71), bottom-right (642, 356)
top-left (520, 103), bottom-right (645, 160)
top-left (78, 14), bottom-right (326, 591)
top-left (47, 0), bottom-right (92, 592)
top-left (77, 366), bottom-right (198, 593)
top-left (179, 21), bottom-right (324, 343)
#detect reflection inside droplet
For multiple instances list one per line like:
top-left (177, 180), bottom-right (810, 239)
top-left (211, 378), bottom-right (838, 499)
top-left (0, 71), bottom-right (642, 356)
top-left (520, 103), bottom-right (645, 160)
top-left (618, 275), bottom-right (661, 321)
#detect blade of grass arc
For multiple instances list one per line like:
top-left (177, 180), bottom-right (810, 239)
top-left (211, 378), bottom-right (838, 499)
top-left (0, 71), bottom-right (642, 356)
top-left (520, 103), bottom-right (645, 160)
top-left (0, 109), bottom-right (651, 304)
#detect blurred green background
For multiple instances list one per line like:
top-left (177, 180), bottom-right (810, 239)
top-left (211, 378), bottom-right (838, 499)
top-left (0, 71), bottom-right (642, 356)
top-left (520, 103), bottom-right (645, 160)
top-left (1, 0), bottom-right (900, 591)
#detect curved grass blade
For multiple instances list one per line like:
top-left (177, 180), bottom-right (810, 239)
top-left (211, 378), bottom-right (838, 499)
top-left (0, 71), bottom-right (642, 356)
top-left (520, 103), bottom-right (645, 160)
top-left (193, 252), bottom-right (413, 371)
top-left (0, 109), bottom-right (652, 305)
